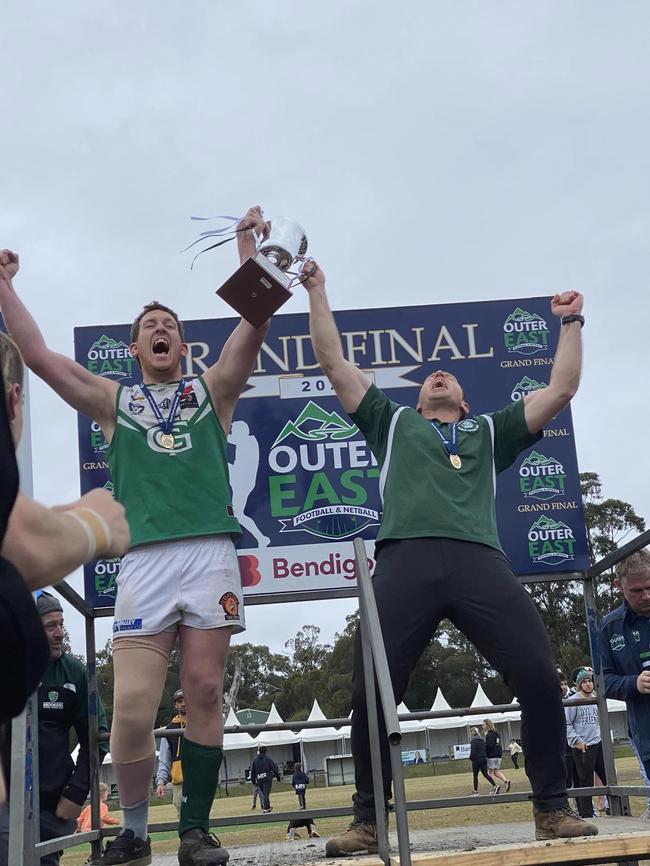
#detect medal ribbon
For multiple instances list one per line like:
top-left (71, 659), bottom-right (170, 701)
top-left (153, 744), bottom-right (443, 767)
top-left (140, 380), bottom-right (186, 436)
top-left (430, 421), bottom-right (459, 457)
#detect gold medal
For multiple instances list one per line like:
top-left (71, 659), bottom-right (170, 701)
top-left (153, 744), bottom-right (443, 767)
top-left (450, 454), bottom-right (462, 470)
top-left (161, 433), bottom-right (175, 449)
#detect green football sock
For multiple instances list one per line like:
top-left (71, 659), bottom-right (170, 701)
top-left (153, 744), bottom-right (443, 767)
top-left (178, 738), bottom-right (223, 836)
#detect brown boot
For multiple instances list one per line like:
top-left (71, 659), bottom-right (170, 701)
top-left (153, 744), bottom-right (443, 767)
top-left (534, 806), bottom-right (599, 840)
top-left (325, 823), bottom-right (379, 857)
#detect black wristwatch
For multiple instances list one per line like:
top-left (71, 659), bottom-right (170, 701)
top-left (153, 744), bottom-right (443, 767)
top-left (561, 314), bottom-right (585, 327)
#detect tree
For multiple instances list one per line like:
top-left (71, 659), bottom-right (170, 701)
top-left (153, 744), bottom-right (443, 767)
top-left (223, 643), bottom-right (290, 711)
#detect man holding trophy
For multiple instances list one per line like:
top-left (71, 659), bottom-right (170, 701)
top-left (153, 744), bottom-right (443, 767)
top-left (0, 205), bottom-right (271, 866)
top-left (299, 262), bottom-right (597, 855)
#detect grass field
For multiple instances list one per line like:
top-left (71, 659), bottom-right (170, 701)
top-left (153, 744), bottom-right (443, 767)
top-left (58, 756), bottom-right (649, 865)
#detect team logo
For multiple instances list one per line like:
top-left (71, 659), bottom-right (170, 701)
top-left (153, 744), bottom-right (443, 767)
top-left (503, 308), bottom-right (549, 356)
top-left (528, 516), bottom-right (576, 565)
top-left (159, 397), bottom-right (171, 411)
top-left (632, 629), bottom-right (641, 643)
top-left (93, 558), bottom-right (120, 598)
top-left (219, 592), bottom-right (240, 620)
top-left (180, 384), bottom-right (199, 409)
top-left (511, 376), bottom-right (547, 402)
top-left (48, 691), bottom-right (58, 702)
top-left (458, 418), bottom-right (479, 432)
top-left (268, 403), bottom-right (379, 541)
top-left (518, 451), bottom-right (567, 500)
top-left (128, 401), bottom-right (145, 415)
top-left (87, 335), bottom-right (135, 379)
top-left (90, 420), bottom-right (109, 454)
top-left (610, 635), bottom-right (625, 652)
top-left (146, 425), bottom-right (192, 454)
top-left (273, 401), bottom-right (358, 446)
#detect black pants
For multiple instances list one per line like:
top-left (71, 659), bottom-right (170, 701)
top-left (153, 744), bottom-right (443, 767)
top-left (572, 742), bottom-right (606, 818)
top-left (472, 760), bottom-right (495, 791)
top-left (296, 789), bottom-right (306, 809)
top-left (258, 779), bottom-right (273, 811)
top-left (350, 538), bottom-right (568, 822)
top-left (0, 804), bottom-right (76, 866)
top-left (512, 754), bottom-right (519, 769)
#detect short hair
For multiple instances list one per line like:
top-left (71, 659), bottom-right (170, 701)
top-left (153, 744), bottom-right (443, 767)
top-left (557, 670), bottom-right (567, 683)
top-left (294, 762), bottom-right (302, 771)
top-left (616, 549), bottom-right (650, 584)
top-left (258, 745), bottom-right (267, 755)
top-left (0, 332), bottom-right (24, 401)
top-left (470, 726), bottom-right (479, 736)
top-left (130, 302), bottom-right (185, 343)
top-left (99, 782), bottom-right (110, 796)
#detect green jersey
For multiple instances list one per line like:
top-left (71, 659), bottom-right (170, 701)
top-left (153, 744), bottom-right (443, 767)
top-left (350, 384), bottom-right (541, 552)
top-left (107, 377), bottom-right (240, 547)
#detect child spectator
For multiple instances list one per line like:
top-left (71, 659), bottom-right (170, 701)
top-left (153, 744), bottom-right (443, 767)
top-left (291, 762), bottom-right (310, 810)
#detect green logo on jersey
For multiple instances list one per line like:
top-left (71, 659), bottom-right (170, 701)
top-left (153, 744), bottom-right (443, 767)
top-left (511, 376), bottom-right (547, 402)
top-left (519, 451), bottom-right (567, 500)
top-left (503, 308), bottom-right (549, 356)
top-left (87, 335), bottom-right (135, 379)
top-left (610, 635), bottom-right (625, 652)
top-left (48, 691), bottom-right (59, 702)
top-left (528, 515), bottom-right (576, 565)
top-left (272, 402), bottom-right (358, 446)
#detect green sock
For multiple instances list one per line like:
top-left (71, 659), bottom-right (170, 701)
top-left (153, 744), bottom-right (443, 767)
top-left (178, 738), bottom-right (223, 836)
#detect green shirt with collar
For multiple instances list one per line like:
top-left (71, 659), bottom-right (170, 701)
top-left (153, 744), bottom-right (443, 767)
top-left (350, 384), bottom-right (541, 551)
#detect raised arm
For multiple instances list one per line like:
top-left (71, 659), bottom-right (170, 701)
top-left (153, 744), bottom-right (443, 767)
top-left (0, 250), bottom-right (117, 431)
top-left (523, 291), bottom-right (584, 435)
top-left (303, 263), bottom-right (371, 414)
top-left (204, 207), bottom-right (270, 430)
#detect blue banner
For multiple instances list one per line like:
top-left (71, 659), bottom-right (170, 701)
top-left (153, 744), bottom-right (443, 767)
top-left (75, 297), bottom-right (589, 609)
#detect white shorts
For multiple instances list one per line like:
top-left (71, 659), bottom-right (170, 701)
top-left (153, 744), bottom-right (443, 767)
top-left (487, 757), bottom-right (501, 770)
top-left (113, 536), bottom-right (245, 638)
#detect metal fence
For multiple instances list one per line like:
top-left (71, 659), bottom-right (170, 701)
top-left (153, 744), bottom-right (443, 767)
top-left (7, 528), bottom-right (650, 865)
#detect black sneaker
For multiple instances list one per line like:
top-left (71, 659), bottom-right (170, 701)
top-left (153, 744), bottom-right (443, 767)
top-left (178, 829), bottom-right (230, 865)
top-left (101, 830), bottom-right (151, 866)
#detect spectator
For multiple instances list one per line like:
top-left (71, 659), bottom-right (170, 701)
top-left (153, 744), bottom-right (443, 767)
top-left (291, 762), bottom-right (309, 810)
top-left (469, 726), bottom-right (499, 796)
top-left (483, 719), bottom-right (511, 792)
top-left (508, 739), bottom-right (523, 770)
top-left (155, 689), bottom-right (187, 818)
top-left (565, 669), bottom-right (606, 818)
top-left (250, 746), bottom-right (281, 814)
top-left (0, 592), bottom-right (110, 866)
top-left (559, 671), bottom-right (579, 792)
top-left (600, 548), bottom-right (650, 819)
top-left (286, 816), bottom-right (320, 840)
top-left (77, 784), bottom-right (120, 833)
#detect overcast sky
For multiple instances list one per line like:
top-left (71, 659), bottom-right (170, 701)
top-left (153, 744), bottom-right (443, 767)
top-left (2, 1), bottom-right (649, 659)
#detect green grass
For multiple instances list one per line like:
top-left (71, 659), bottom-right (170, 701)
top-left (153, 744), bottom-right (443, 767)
top-left (61, 755), bottom-right (647, 865)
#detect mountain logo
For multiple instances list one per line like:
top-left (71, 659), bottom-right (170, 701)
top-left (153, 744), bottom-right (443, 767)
top-left (527, 515), bottom-right (576, 565)
top-left (511, 376), bottom-right (547, 402)
top-left (273, 401), bottom-right (358, 447)
top-left (518, 451), bottom-right (566, 500)
top-left (503, 308), bottom-right (549, 356)
top-left (87, 335), bottom-right (134, 379)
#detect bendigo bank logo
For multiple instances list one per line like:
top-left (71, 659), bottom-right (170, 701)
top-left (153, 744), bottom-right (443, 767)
top-left (503, 308), bottom-right (549, 356)
top-left (519, 451), bottom-right (567, 500)
top-left (87, 335), bottom-right (135, 379)
top-left (528, 515), bottom-right (575, 565)
top-left (268, 401), bottom-right (381, 540)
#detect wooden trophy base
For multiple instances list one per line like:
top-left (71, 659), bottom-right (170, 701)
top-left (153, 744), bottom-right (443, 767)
top-left (216, 254), bottom-right (293, 327)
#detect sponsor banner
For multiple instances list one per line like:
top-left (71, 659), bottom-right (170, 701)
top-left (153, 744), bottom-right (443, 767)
top-left (75, 296), bottom-right (590, 609)
top-left (453, 744), bottom-right (471, 760)
top-left (402, 749), bottom-right (428, 765)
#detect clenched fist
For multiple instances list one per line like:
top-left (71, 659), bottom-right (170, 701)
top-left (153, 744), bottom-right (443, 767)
top-left (0, 249), bottom-right (19, 283)
top-left (551, 291), bottom-right (583, 317)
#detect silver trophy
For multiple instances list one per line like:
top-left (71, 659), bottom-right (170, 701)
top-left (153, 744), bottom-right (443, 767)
top-left (217, 217), bottom-right (308, 327)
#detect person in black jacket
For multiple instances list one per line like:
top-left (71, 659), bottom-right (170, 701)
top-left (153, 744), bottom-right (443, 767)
top-left (483, 719), bottom-right (511, 792)
top-left (250, 746), bottom-right (281, 814)
top-left (291, 762), bottom-right (309, 810)
top-left (469, 727), bottom-right (499, 795)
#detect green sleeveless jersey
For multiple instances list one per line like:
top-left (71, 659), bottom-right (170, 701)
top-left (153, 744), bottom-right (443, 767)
top-left (107, 377), bottom-right (240, 547)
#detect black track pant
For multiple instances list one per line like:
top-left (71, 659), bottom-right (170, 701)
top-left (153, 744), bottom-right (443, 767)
top-left (296, 790), bottom-right (306, 809)
top-left (350, 538), bottom-right (569, 822)
top-left (572, 742), bottom-right (606, 818)
top-left (258, 780), bottom-right (273, 811)
top-left (472, 760), bottom-right (495, 791)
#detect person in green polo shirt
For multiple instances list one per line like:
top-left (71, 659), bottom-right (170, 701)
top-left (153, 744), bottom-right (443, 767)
top-left (299, 261), bottom-right (597, 854)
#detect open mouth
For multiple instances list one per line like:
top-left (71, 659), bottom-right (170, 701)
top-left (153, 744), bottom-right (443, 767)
top-left (152, 337), bottom-right (170, 355)
top-left (432, 380), bottom-right (447, 390)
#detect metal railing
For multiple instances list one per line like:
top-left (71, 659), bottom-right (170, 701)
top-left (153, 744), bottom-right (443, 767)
top-left (7, 530), bottom-right (650, 865)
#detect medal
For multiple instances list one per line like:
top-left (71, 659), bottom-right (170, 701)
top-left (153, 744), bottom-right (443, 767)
top-left (140, 379), bottom-right (186, 451)
top-left (431, 420), bottom-right (462, 470)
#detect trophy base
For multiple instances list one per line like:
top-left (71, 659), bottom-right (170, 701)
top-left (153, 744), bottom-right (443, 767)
top-left (216, 254), bottom-right (293, 327)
